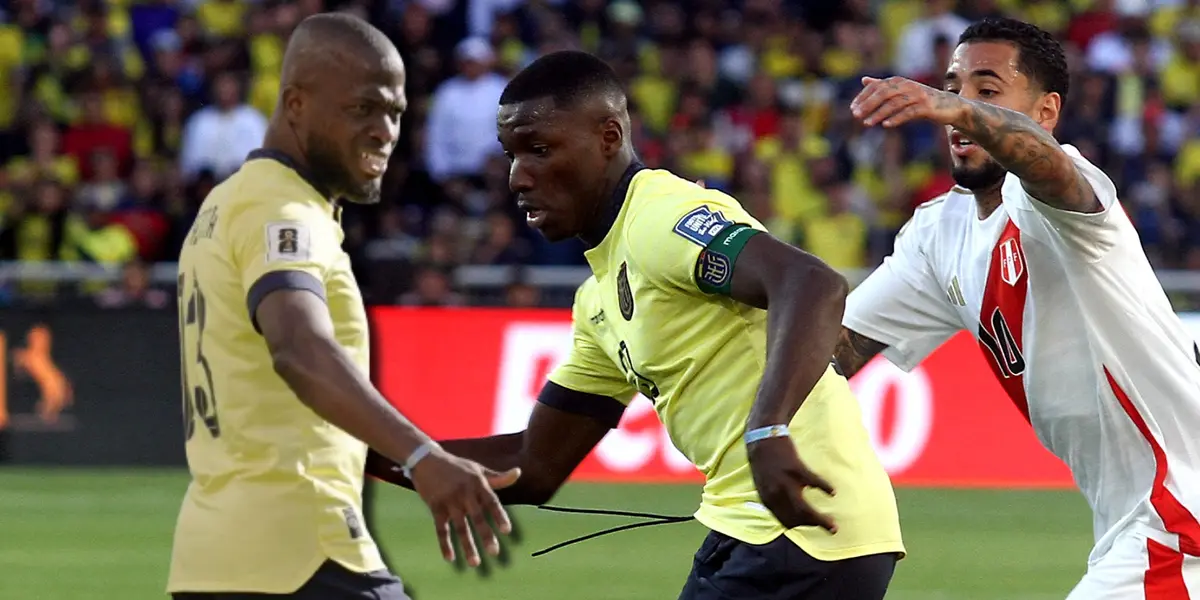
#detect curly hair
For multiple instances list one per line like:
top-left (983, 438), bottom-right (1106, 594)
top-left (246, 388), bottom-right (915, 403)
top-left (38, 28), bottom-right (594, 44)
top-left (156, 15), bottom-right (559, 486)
top-left (958, 17), bottom-right (1069, 100)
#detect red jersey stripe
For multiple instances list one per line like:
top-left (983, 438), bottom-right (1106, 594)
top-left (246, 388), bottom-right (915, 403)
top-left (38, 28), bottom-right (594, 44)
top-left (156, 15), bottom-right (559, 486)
top-left (977, 219), bottom-right (1031, 421)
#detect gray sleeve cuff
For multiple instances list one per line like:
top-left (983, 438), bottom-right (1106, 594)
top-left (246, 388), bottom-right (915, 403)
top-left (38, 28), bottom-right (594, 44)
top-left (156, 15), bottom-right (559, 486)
top-left (246, 270), bottom-right (326, 333)
top-left (538, 381), bottom-right (628, 429)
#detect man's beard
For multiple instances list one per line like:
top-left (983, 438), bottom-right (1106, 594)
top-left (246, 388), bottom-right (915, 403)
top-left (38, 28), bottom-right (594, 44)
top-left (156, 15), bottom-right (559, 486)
top-left (950, 157), bottom-right (1008, 192)
top-left (305, 132), bottom-right (382, 205)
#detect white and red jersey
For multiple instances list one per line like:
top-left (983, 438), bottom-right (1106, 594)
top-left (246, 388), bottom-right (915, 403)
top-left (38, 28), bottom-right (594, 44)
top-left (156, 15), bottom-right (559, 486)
top-left (844, 145), bottom-right (1200, 569)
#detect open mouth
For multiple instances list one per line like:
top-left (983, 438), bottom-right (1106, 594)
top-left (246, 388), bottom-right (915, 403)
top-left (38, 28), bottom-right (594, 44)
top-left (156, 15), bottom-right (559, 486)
top-left (360, 152), bottom-right (388, 177)
top-left (948, 132), bottom-right (977, 158)
top-left (518, 201), bottom-right (547, 228)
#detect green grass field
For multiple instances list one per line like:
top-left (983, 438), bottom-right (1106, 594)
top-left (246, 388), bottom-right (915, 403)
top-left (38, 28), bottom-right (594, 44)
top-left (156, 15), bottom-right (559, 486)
top-left (0, 469), bottom-right (1094, 599)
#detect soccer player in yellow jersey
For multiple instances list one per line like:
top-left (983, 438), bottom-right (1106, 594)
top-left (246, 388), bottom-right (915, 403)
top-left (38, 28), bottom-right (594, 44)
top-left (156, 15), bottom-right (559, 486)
top-left (169, 13), bottom-right (520, 600)
top-left (369, 51), bottom-right (904, 598)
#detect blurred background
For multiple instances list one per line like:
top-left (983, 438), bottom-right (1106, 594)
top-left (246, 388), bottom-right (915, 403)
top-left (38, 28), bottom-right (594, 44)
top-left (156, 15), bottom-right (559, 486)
top-left (0, 0), bottom-right (1197, 597)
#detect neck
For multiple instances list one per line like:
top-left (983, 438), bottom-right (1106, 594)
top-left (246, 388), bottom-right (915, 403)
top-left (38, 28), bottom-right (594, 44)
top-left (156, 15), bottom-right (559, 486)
top-left (579, 146), bottom-right (637, 247)
top-left (260, 120), bottom-right (336, 201)
top-left (973, 181), bottom-right (1004, 219)
top-left (261, 120), bottom-right (309, 173)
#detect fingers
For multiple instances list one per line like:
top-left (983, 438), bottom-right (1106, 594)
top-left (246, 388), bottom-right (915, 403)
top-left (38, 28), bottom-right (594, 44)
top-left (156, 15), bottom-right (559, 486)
top-left (453, 514), bottom-right (483, 567)
top-left (879, 104), bottom-right (926, 128)
top-left (802, 499), bottom-right (838, 534)
top-left (862, 95), bottom-right (917, 127)
top-left (485, 467), bottom-right (521, 490)
top-left (807, 470), bottom-right (837, 497)
top-left (483, 491), bottom-right (514, 535)
top-left (434, 513), bottom-right (455, 563)
top-left (469, 501), bottom-right (501, 559)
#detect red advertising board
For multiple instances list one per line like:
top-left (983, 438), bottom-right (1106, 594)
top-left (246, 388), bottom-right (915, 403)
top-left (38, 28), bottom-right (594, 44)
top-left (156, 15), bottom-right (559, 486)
top-left (372, 307), bottom-right (1075, 489)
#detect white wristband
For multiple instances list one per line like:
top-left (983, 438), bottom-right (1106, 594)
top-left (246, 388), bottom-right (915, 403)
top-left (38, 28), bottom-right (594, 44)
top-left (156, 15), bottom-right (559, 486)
top-left (744, 424), bottom-right (790, 445)
top-left (401, 441), bottom-right (439, 479)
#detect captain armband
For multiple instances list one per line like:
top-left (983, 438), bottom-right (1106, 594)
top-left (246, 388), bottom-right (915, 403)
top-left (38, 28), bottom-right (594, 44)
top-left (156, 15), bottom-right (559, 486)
top-left (694, 224), bottom-right (761, 296)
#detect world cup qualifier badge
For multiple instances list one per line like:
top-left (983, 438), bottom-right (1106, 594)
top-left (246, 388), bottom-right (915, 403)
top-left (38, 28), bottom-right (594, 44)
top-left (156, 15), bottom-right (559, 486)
top-left (617, 261), bottom-right (634, 321)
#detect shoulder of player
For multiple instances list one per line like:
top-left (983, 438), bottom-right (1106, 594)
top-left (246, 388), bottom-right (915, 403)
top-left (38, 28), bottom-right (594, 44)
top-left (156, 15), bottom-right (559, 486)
top-left (624, 169), bottom-right (747, 233)
top-left (897, 187), bottom-right (971, 241)
top-left (220, 167), bottom-right (332, 226)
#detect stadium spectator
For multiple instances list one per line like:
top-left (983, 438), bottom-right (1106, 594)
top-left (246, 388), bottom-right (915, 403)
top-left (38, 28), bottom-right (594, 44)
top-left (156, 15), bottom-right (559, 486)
top-left (93, 258), bottom-right (170, 309)
top-left (0, 0), bottom-right (1197, 307)
top-left (424, 37), bottom-right (507, 183)
top-left (178, 71), bottom-right (267, 181)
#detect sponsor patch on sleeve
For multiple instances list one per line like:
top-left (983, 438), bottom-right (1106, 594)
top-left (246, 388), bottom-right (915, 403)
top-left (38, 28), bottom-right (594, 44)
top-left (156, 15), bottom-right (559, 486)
top-left (673, 205), bottom-right (733, 247)
top-left (265, 221), bottom-right (312, 263)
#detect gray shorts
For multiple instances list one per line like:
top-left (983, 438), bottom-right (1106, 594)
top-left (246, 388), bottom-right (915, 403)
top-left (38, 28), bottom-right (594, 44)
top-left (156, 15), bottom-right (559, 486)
top-left (171, 560), bottom-right (410, 600)
top-left (677, 530), bottom-right (897, 600)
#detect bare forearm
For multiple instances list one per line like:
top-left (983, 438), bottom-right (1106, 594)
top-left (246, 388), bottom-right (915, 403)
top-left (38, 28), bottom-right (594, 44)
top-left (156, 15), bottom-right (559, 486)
top-left (950, 99), bottom-right (1097, 212)
top-left (368, 434), bottom-right (558, 505)
top-left (747, 265), bottom-right (849, 429)
top-left (273, 338), bottom-right (430, 465)
top-left (832, 327), bottom-right (887, 379)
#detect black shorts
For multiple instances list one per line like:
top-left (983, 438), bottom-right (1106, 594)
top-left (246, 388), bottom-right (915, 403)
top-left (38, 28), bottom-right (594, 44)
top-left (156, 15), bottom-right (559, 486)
top-left (677, 530), bottom-right (898, 600)
top-left (171, 560), bottom-right (410, 600)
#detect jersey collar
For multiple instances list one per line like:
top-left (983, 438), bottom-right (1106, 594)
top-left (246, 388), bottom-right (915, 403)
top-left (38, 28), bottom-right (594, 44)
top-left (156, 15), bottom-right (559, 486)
top-left (245, 148), bottom-right (334, 202)
top-left (580, 160), bottom-right (646, 248)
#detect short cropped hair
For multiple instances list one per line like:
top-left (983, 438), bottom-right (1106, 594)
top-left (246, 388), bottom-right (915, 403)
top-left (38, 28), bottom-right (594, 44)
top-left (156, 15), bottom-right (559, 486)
top-left (500, 50), bottom-right (625, 107)
top-left (958, 17), bottom-right (1069, 100)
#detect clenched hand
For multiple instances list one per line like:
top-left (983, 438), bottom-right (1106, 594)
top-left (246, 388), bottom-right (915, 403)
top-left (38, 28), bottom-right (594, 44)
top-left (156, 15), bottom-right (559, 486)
top-left (409, 449), bottom-right (521, 567)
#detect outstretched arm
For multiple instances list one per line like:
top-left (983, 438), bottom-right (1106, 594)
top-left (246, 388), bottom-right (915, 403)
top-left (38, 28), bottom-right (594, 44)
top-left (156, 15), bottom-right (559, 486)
top-left (368, 382), bottom-right (617, 506)
top-left (851, 75), bottom-right (1100, 214)
top-left (832, 327), bottom-right (888, 379)
top-left (947, 100), bottom-right (1098, 214)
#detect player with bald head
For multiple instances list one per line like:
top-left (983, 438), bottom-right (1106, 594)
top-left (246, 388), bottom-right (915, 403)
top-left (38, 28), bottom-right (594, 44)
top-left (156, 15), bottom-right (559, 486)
top-left (169, 13), bottom-right (518, 600)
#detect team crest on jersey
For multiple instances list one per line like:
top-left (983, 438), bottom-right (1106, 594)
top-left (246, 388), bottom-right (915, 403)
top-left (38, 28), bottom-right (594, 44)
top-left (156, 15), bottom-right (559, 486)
top-left (999, 237), bottom-right (1025, 286)
top-left (696, 249), bottom-right (732, 288)
top-left (265, 222), bottom-right (311, 262)
top-left (673, 205), bottom-right (732, 247)
top-left (617, 261), bottom-right (635, 320)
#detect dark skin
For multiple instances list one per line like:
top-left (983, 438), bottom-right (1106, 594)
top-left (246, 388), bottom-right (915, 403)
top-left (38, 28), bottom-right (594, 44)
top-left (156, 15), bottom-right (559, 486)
top-left (372, 93), bottom-right (849, 533)
top-left (255, 15), bottom-right (518, 569)
top-left (838, 40), bottom-right (1100, 376)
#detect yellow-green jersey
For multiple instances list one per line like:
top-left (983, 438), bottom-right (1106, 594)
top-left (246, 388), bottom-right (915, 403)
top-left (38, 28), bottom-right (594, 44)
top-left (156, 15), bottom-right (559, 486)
top-left (548, 164), bottom-right (904, 561)
top-left (168, 149), bottom-right (385, 593)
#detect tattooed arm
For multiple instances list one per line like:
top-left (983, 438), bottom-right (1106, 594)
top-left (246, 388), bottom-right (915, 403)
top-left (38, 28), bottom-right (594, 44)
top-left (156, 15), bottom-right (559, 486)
top-left (851, 75), bottom-right (1101, 214)
top-left (833, 327), bottom-right (887, 379)
top-left (947, 100), bottom-right (1100, 214)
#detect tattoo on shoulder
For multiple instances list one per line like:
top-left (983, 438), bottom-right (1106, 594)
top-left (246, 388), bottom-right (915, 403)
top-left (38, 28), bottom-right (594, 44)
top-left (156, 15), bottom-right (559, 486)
top-left (833, 328), bottom-right (886, 378)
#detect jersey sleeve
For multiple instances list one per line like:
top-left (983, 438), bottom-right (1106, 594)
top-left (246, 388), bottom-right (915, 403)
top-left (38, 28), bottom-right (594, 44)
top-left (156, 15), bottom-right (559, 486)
top-left (1001, 143), bottom-right (1124, 261)
top-left (227, 199), bottom-right (342, 331)
top-left (625, 188), bottom-right (768, 296)
top-left (546, 285), bottom-right (638, 403)
top-left (842, 213), bottom-right (964, 372)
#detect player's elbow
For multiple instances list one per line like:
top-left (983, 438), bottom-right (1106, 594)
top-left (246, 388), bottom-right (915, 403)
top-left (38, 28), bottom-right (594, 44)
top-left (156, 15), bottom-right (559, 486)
top-left (786, 255), bottom-right (849, 310)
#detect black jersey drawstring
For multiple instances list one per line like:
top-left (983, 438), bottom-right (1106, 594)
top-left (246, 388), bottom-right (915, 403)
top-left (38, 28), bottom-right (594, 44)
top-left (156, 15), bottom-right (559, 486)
top-left (530, 504), bottom-right (695, 557)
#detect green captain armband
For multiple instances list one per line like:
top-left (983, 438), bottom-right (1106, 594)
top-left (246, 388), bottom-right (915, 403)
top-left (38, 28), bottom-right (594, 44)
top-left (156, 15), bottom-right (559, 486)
top-left (694, 223), bottom-right (761, 296)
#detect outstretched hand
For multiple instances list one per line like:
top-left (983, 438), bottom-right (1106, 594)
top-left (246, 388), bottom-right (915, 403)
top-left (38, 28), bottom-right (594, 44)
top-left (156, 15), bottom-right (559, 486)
top-left (851, 76), bottom-right (965, 129)
top-left (409, 449), bottom-right (521, 568)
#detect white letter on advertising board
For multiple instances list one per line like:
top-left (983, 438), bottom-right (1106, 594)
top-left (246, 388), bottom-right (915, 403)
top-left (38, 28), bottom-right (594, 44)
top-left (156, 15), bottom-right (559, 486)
top-left (492, 323), bottom-right (573, 435)
top-left (849, 360), bottom-right (934, 474)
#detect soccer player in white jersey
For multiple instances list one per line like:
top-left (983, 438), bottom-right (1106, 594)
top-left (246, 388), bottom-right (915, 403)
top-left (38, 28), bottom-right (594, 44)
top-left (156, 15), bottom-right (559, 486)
top-left (837, 17), bottom-right (1200, 599)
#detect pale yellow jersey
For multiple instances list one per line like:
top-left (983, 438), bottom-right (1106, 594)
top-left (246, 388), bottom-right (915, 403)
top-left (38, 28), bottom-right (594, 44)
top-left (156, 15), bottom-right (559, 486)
top-left (548, 165), bottom-right (904, 561)
top-left (168, 149), bottom-right (385, 593)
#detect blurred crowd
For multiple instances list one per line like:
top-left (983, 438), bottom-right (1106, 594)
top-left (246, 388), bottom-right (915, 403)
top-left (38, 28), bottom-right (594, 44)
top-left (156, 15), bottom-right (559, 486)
top-left (0, 0), bottom-right (1198, 308)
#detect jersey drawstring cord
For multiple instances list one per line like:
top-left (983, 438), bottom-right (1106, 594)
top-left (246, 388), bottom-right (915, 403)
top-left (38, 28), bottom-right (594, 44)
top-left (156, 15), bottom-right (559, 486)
top-left (530, 504), bottom-right (695, 557)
